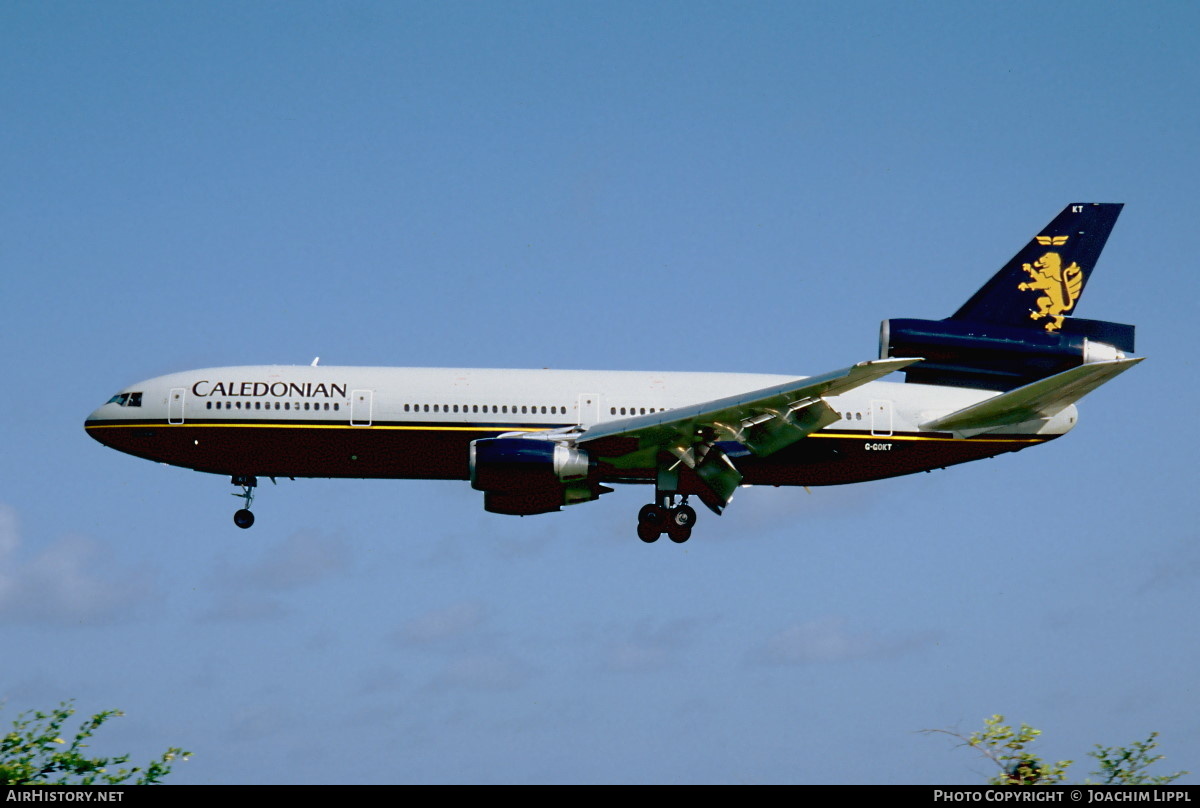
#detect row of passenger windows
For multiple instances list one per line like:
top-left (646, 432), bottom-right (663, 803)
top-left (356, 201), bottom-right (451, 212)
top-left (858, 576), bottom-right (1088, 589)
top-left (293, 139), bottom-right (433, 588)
top-left (200, 397), bottom-right (863, 421)
top-left (404, 403), bottom-right (565, 415)
top-left (201, 398), bottom-right (866, 421)
top-left (206, 401), bottom-right (342, 411)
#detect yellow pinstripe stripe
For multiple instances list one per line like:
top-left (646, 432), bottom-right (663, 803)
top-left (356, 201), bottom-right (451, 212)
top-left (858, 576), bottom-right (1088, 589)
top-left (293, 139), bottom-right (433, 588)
top-left (85, 422), bottom-right (544, 433)
top-left (85, 423), bottom-right (1046, 444)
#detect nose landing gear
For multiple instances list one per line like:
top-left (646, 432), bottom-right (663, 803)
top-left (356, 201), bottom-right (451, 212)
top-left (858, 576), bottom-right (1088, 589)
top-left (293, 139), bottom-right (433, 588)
top-left (231, 476), bottom-right (257, 529)
top-left (636, 496), bottom-right (697, 544)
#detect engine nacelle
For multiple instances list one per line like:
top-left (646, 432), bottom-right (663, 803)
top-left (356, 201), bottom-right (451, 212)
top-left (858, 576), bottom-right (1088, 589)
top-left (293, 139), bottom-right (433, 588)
top-left (881, 317), bottom-right (1134, 391)
top-left (470, 438), bottom-right (600, 515)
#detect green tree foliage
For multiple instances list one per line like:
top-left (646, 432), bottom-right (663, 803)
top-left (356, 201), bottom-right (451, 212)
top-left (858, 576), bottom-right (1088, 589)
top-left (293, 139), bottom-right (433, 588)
top-left (926, 715), bottom-right (1186, 786)
top-left (1090, 732), bottom-right (1186, 785)
top-left (0, 701), bottom-right (189, 785)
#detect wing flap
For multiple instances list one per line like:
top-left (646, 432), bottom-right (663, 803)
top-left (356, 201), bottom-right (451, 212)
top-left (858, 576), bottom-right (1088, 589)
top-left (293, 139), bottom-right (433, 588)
top-left (578, 357), bottom-right (919, 459)
top-left (920, 357), bottom-right (1143, 433)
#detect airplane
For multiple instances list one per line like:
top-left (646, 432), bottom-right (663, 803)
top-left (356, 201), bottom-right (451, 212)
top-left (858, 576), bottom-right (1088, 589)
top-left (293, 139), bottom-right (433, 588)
top-left (85, 203), bottom-right (1141, 543)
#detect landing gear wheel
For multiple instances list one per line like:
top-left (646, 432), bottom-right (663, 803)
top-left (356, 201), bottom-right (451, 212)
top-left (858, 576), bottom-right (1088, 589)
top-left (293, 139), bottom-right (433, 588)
top-left (638, 504), bottom-right (666, 526)
top-left (637, 504), bottom-right (667, 543)
top-left (233, 508), bottom-right (255, 529)
top-left (671, 505), bottom-right (697, 530)
top-left (666, 524), bottom-right (692, 543)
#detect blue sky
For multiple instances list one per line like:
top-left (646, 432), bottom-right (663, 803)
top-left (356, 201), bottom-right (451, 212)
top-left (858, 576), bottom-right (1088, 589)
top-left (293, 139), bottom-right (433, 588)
top-left (2, 1), bottom-right (1197, 784)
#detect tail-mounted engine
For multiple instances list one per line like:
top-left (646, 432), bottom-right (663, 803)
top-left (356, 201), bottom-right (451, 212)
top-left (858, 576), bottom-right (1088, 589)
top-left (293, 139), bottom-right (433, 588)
top-left (470, 437), bottom-right (609, 515)
top-left (881, 317), bottom-right (1135, 391)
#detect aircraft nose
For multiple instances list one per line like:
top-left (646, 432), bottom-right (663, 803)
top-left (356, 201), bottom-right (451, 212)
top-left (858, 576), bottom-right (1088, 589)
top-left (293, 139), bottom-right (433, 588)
top-left (85, 404), bottom-right (112, 445)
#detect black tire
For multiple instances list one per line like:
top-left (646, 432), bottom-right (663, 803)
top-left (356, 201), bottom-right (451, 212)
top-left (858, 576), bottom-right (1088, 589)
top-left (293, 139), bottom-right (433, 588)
top-left (233, 509), bottom-right (255, 529)
top-left (637, 522), bottom-right (660, 543)
top-left (638, 504), bottom-right (666, 527)
top-left (667, 525), bottom-right (691, 543)
top-left (672, 505), bottom-right (697, 529)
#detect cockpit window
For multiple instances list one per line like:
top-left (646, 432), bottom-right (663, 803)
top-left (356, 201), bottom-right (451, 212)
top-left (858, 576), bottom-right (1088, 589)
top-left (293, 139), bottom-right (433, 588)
top-left (106, 392), bottom-right (143, 407)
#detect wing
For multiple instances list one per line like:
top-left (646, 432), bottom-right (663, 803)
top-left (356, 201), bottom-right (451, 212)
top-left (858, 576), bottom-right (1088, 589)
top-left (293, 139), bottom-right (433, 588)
top-left (574, 357), bottom-right (919, 514)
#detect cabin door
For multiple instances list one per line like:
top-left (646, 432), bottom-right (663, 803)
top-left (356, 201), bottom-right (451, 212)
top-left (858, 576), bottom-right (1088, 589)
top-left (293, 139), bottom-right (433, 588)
top-left (577, 393), bottom-right (600, 427)
top-left (168, 388), bottom-right (185, 424)
top-left (351, 390), bottom-right (373, 426)
top-left (870, 399), bottom-right (893, 437)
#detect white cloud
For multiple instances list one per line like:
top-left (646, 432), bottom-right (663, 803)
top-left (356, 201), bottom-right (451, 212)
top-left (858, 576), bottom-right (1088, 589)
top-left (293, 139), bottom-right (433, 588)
top-left (199, 530), bottom-right (350, 622)
top-left (429, 653), bottom-right (531, 692)
top-left (601, 617), bottom-right (706, 673)
top-left (393, 601), bottom-right (486, 645)
top-left (751, 615), bottom-right (938, 665)
top-left (238, 531), bottom-right (349, 590)
top-left (0, 504), bottom-right (158, 626)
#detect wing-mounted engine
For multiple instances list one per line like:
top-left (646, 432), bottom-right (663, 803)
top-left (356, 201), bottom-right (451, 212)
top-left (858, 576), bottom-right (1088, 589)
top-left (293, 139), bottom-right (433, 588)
top-left (470, 437), bottom-right (611, 515)
top-left (880, 317), bottom-right (1134, 391)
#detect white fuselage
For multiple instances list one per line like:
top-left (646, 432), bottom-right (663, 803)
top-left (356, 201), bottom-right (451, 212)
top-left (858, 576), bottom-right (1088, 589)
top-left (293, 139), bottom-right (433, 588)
top-left (85, 364), bottom-right (1074, 487)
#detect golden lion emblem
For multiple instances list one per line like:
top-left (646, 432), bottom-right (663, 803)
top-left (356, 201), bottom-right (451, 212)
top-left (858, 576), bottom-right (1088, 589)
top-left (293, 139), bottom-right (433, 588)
top-left (1018, 251), bottom-right (1083, 332)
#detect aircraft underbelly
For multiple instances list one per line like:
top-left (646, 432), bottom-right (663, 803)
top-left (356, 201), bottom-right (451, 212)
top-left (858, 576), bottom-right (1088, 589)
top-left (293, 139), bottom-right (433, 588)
top-left (737, 432), bottom-right (1045, 486)
top-left (86, 420), bottom-right (1051, 486)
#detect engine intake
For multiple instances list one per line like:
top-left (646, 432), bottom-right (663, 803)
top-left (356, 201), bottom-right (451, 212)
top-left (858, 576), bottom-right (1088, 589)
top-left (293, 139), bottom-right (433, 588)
top-left (470, 438), bottom-right (601, 515)
top-left (881, 317), bottom-right (1134, 391)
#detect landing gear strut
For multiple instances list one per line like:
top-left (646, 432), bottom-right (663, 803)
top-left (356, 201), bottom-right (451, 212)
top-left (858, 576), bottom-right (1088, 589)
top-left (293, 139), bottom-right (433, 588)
top-left (637, 495), bottom-right (697, 544)
top-left (231, 475), bottom-right (257, 529)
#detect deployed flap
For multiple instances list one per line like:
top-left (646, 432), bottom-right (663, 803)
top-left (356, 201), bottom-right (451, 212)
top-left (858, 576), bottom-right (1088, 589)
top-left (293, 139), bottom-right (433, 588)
top-left (578, 357), bottom-right (919, 460)
top-left (920, 357), bottom-right (1143, 433)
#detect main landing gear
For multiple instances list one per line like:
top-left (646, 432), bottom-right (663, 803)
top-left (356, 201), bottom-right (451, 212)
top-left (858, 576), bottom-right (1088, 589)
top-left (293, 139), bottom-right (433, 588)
top-left (637, 496), bottom-right (697, 544)
top-left (231, 475), bottom-right (257, 529)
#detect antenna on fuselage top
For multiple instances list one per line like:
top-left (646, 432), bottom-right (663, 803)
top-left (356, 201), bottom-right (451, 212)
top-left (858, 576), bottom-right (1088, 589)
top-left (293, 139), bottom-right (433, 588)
top-left (311, 357), bottom-right (320, 367)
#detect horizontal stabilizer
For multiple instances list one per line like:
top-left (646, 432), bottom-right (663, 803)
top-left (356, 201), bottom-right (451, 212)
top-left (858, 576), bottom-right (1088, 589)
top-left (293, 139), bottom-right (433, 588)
top-left (920, 357), bottom-right (1143, 433)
